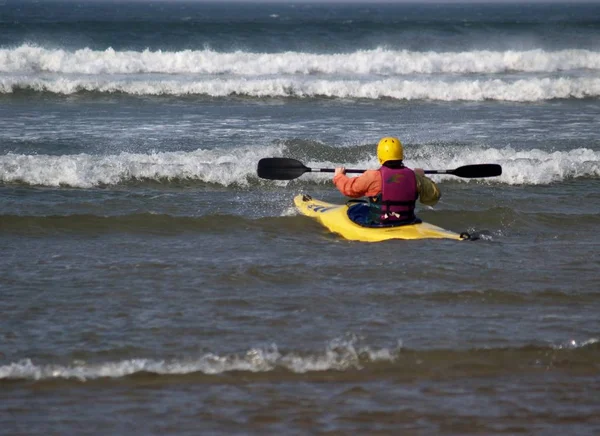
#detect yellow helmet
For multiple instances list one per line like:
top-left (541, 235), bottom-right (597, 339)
top-left (377, 137), bottom-right (403, 164)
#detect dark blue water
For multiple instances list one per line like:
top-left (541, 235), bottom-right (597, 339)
top-left (2, 1), bottom-right (600, 52)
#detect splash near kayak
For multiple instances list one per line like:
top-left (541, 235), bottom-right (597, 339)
top-left (294, 194), bottom-right (470, 242)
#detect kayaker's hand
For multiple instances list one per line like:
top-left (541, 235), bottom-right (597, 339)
top-left (414, 168), bottom-right (425, 176)
top-left (334, 167), bottom-right (346, 177)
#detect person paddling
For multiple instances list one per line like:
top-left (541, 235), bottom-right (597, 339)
top-left (333, 137), bottom-right (441, 226)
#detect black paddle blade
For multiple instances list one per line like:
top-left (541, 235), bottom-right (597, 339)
top-left (257, 158), bottom-right (311, 180)
top-left (451, 164), bottom-right (502, 178)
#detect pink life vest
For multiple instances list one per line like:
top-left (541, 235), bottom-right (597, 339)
top-left (368, 164), bottom-right (418, 224)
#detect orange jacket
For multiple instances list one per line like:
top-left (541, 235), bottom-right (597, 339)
top-left (333, 168), bottom-right (441, 206)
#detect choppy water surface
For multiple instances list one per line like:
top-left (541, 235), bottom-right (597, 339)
top-left (1, 1), bottom-right (599, 434)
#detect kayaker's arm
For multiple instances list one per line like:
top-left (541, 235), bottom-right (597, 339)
top-left (415, 171), bottom-right (441, 206)
top-left (333, 169), bottom-right (381, 198)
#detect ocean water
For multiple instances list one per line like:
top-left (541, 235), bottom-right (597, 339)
top-left (1, 1), bottom-right (599, 434)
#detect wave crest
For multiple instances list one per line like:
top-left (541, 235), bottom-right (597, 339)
top-left (0, 146), bottom-right (598, 188)
top-left (2, 45), bottom-right (599, 101)
top-left (2, 76), bottom-right (600, 101)
top-left (2, 45), bottom-right (600, 75)
top-left (2, 338), bottom-right (597, 382)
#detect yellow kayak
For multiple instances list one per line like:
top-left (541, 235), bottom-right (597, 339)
top-left (294, 194), bottom-right (469, 242)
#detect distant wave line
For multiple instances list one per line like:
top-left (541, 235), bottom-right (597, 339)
top-left (1, 45), bottom-right (600, 75)
top-left (2, 76), bottom-right (600, 102)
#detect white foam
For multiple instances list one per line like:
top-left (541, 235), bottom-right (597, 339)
top-left (1, 45), bottom-right (599, 75)
top-left (554, 337), bottom-right (599, 350)
top-left (469, 147), bottom-right (600, 185)
top-left (326, 149), bottom-right (600, 187)
top-left (0, 146), bottom-right (598, 188)
top-left (0, 145), bottom-right (284, 188)
top-left (1, 337), bottom-right (596, 381)
top-left (0, 340), bottom-right (400, 381)
top-left (2, 75), bottom-right (599, 101)
top-left (303, 146), bottom-right (600, 186)
top-left (1, 45), bottom-right (599, 101)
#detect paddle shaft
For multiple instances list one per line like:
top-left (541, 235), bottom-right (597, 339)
top-left (310, 168), bottom-right (364, 174)
top-left (311, 168), bottom-right (466, 175)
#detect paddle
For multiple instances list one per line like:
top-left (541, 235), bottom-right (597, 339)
top-left (257, 157), bottom-right (502, 180)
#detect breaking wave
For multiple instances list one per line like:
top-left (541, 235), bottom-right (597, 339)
top-left (1, 145), bottom-right (598, 188)
top-left (2, 76), bottom-right (599, 102)
top-left (1, 45), bottom-right (599, 101)
top-left (1, 338), bottom-right (597, 382)
top-left (2, 46), bottom-right (599, 75)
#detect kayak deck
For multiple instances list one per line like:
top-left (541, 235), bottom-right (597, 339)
top-left (294, 194), bottom-right (467, 242)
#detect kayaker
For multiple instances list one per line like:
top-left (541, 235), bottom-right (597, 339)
top-left (333, 136), bottom-right (441, 226)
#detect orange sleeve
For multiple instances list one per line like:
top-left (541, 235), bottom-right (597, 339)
top-left (333, 170), bottom-right (381, 198)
